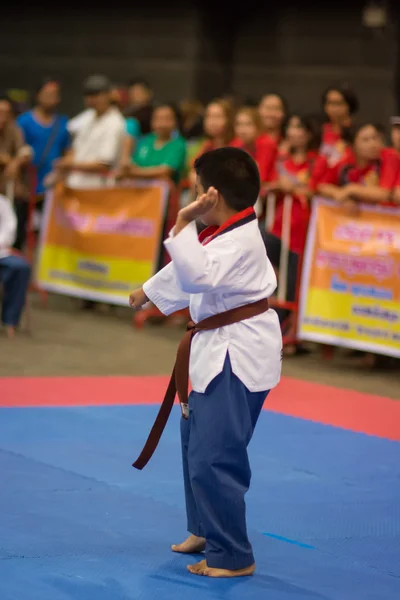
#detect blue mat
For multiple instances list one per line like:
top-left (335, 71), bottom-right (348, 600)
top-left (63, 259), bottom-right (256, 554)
top-left (0, 406), bottom-right (399, 599)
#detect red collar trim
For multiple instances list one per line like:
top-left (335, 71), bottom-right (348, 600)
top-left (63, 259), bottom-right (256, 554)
top-left (198, 207), bottom-right (255, 246)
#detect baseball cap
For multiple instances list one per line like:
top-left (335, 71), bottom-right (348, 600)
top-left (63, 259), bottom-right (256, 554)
top-left (390, 116), bottom-right (400, 126)
top-left (83, 75), bottom-right (111, 95)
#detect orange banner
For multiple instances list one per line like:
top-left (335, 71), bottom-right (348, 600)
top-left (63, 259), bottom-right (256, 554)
top-left (36, 181), bottom-right (168, 304)
top-left (299, 199), bottom-right (400, 357)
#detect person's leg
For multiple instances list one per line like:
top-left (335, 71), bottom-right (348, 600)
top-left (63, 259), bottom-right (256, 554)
top-left (13, 200), bottom-right (29, 251)
top-left (187, 354), bottom-right (268, 576)
top-left (0, 255), bottom-right (31, 333)
top-left (172, 407), bottom-right (205, 553)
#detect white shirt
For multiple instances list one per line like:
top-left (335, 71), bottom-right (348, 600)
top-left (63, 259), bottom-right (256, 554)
top-left (67, 107), bottom-right (125, 189)
top-left (0, 194), bottom-right (17, 258)
top-left (143, 218), bottom-right (282, 393)
top-left (67, 108), bottom-right (95, 136)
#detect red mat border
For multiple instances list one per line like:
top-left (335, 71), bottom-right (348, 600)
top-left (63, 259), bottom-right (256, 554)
top-left (0, 375), bottom-right (399, 442)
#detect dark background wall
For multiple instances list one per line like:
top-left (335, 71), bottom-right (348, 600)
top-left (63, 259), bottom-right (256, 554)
top-left (0, 2), bottom-right (398, 122)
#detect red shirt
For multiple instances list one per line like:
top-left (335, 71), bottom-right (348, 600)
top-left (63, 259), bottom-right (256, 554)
top-left (321, 148), bottom-right (400, 190)
top-left (271, 152), bottom-right (328, 253)
top-left (230, 135), bottom-right (277, 182)
top-left (320, 123), bottom-right (353, 166)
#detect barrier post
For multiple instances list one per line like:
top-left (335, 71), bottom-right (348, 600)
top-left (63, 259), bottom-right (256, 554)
top-left (266, 193), bottom-right (305, 348)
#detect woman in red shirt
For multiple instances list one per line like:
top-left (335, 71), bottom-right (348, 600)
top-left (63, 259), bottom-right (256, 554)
top-left (258, 93), bottom-right (288, 149)
top-left (230, 107), bottom-right (277, 183)
top-left (320, 84), bottom-right (359, 166)
top-left (318, 122), bottom-right (400, 210)
top-left (197, 99), bottom-right (234, 154)
top-left (264, 114), bottom-right (328, 325)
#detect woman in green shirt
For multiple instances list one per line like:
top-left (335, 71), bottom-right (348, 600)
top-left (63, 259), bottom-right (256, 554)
top-left (120, 103), bottom-right (186, 184)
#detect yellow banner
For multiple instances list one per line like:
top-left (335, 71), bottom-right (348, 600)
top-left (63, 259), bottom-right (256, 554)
top-left (299, 199), bottom-right (400, 358)
top-left (36, 182), bottom-right (168, 305)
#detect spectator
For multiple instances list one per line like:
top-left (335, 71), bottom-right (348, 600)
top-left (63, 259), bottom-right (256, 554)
top-left (68, 82), bottom-right (128, 140)
top-left (320, 83), bottom-right (359, 165)
top-left (0, 194), bottom-right (30, 338)
top-left (200, 99), bottom-right (235, 152)
top-left (119, 115), bottom-right (141, 172)
top-left (110, 84), bottom-right (129, 112)
top-left (180, 99), bottom-right (204, 141)
top-left (55, 75), bottom-right (125, 189)
top-left (318, 122), bottom-right (399, 210)
top-left (119, 103), bottom-right (186, 184)
top-left (390, 117), bottom-right (400, 154)
top-left (258, 93), bottom-right (288, 148)
top-left (125, 78), bottom-right (153, 135)
top-left (17, 79), bottom-right (70, 199)
top-left (0, 95), bottom-right (31, 250)
top-left (67, 93), bottom-right (97, 139)
top-left (265, 114), bottom-right (328, 329)
top-left (230, 107), bottom-right (277, 183)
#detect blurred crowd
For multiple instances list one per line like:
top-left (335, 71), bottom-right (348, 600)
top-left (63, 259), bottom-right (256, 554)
top-left (0, 74), bottom-right (399, 357)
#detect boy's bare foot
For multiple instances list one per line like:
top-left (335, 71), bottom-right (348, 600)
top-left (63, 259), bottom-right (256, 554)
top-left (171, 534), bottom-right (206, 554)
top-left (187, 559), bottom-right (256, 578)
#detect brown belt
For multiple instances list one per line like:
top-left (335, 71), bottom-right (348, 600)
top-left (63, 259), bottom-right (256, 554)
top-left (132, 298), bottom-right (269, 470)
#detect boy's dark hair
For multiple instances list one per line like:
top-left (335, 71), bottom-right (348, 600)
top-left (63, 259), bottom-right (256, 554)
top-left (194, 147), bottom-right (260, 211)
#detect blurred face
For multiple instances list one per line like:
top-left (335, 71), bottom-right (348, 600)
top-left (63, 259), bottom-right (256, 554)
top-left (259, 94), bottom-right (285, 132)
top-left (129, 83), bottom-right (152, 106)
top-left (37, 82), bottom-right (60, 112)
top-left (354, 125), bottom-right (381, 162)
top-left (324, 90), bottom-right (349, 124)
top-left (204, 103), bottom-right (228, 139)
top-left (391, 125), bottom-right (400, 152)
top-left (0, 100), bottom-right (12, 129)
top-left (151, 106), bottom-right (176, 138)
top-left (85, 91), bottom-right (110, 113)
top-left (234, 112), bottom-right (258, 145)
top-left (286, 116), bottom-right (310, 150)
top-left (84, 94), bottom-right (97, 110)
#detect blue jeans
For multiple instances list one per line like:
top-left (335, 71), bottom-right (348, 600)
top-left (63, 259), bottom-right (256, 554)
top-left (180, 354), bottom-right (269, 570)
top-left (0, 255), bottom-right (31, 326)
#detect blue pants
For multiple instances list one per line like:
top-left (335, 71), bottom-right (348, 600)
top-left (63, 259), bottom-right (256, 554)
top-left (180, 354), bottom-right (269, 570)
top-left (0, 255), bottom-right (31, 326)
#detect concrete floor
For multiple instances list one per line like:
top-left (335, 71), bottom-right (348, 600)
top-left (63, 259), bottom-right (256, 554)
top-left (0, 294), bottom-right (399, 400)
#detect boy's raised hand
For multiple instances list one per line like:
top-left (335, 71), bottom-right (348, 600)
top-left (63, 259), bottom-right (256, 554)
top-left (178, 187), bottom-right (219, 222)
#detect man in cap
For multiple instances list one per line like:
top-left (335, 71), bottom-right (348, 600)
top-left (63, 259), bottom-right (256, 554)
top-left (55, 75), bottom-right (125, 188)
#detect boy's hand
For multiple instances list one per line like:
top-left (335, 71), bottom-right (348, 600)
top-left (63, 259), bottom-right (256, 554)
top-left (175, 187), bottom-right (219, 235)
top-left (129, 288), bottom-right (149, 309)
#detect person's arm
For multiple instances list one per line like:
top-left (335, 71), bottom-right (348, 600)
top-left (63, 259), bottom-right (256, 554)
top-left (129, 261), bottom-right (190, 315)
top-left (165, 188), bottom-right (244, 294)
top-left (0, 197), bottom-right (17, 250)
top-left (317, 183), bottom-right (342, 200)
top-left (4, 126), bottom-right (32, 179)
top-left (128, 164), bottom-right (173, 179)
top-left (55, 151), bottom-right (109, 174)
top-left (338, 183), bottom-right (390, 204)
top-left (119, 135), bottom-right (135, 168)
top-left (316, 162), bottom-right (342, 199)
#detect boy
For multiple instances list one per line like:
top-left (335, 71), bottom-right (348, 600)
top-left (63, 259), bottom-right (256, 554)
top-left (129, 147), bottom-right (282, 578)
